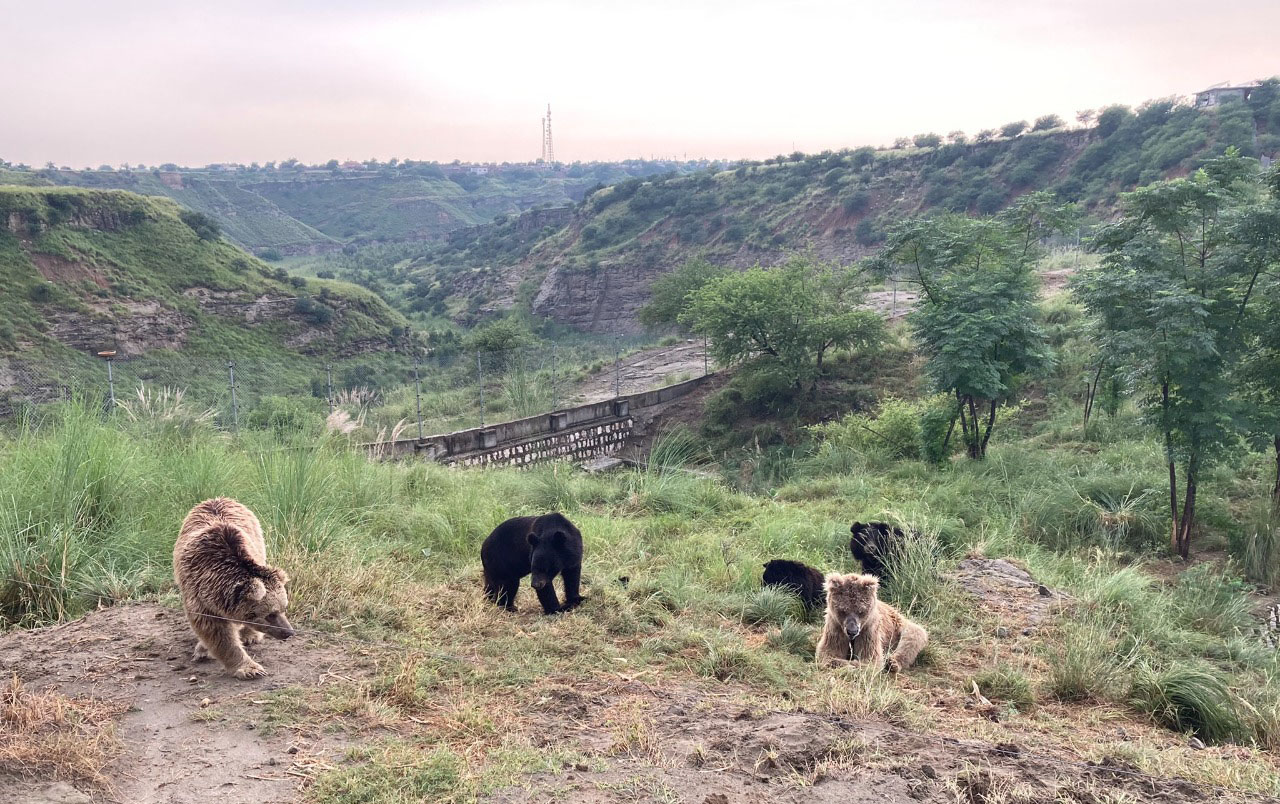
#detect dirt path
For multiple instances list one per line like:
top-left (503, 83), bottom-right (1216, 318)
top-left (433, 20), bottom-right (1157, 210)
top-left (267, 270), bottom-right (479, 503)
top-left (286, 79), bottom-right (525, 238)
top-left (0, 603), bottom-right (376, 804)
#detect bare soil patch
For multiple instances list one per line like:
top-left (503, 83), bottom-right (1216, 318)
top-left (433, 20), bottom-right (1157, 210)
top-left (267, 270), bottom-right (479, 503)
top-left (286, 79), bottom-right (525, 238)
top-left (0, 603), bottom-right (377, 804)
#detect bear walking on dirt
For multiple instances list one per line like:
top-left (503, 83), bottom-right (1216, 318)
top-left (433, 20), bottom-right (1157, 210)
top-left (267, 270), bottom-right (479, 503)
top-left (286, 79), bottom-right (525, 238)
top-left (761, 559), bottom-right (826, 611)
top-left (815, 572), bottom-right (927, 673)
top-left (174, 498), bottom-right (295, 679)
top-left (481, 513), bottom-right (583, 614)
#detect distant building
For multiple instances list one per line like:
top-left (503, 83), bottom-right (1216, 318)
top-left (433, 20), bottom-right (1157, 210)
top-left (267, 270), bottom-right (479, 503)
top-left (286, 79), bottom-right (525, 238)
top-left (1194, 83), bottom-right (1259, 108)
top-left (340, 160), bottom-right (362, 170)
top-left (469, 165), bottom-right (490, 175)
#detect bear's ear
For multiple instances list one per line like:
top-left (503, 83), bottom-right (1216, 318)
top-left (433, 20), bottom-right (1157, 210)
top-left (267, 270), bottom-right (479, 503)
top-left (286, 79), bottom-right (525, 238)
top-left (271, 568), bottom-right (290, 586)
top-left (238, 577), bottom-right (267, 604)
top-left (550, 530), bottom-right (567, 546)
top-left (527, 533), bottom-right (540, 547)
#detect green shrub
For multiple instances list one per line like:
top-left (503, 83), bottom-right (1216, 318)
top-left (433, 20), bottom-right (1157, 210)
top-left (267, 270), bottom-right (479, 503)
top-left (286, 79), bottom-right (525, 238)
top-left (244, 395), bottom-right (323, 437)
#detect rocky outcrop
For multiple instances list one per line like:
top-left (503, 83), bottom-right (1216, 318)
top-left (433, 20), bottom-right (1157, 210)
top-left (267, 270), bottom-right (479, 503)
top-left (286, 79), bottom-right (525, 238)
top-left (48, 301), bottom-right (193, 357)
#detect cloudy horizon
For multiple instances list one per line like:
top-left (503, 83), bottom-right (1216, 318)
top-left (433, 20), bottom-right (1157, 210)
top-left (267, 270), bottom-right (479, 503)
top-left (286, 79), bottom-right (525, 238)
top-left (4, 0), bottom-right (1278, 168)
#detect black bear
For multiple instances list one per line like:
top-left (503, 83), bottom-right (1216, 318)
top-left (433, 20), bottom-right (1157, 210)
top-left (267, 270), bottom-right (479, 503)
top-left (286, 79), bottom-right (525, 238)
top-left (761, 559), bottom-right (826, 611)
top-left (481, 512), bottom-right (584, 614)
top-left (849, 521), bottom-right (908, 582)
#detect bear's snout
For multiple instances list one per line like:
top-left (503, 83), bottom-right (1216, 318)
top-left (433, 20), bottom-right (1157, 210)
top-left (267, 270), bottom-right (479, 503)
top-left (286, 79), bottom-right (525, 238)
top-left (265, 614), bottom-right (296, 640)
top-left (843, 617), bottom-right (862, 638)
top-left (530, 575), bottom-right (549, 590)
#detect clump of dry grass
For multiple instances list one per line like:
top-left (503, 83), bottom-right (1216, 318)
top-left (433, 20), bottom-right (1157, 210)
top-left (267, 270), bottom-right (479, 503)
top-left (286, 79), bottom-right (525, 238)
top-left (0, 674), bottom-right (126, 787)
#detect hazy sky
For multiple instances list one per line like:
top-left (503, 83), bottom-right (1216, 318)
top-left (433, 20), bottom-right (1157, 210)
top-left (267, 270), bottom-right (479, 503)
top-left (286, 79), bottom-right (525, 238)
top-left (4, 0), bottom-right (1278, 167)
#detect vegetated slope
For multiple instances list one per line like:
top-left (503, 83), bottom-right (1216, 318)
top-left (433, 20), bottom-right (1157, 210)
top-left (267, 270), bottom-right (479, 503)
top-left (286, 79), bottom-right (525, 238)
top-left (0, 160), bottom-right (709, 255)
top-left (0, 187), bottom-right (410, 369)
top-left (382, 88), bottom-right (1280, 333)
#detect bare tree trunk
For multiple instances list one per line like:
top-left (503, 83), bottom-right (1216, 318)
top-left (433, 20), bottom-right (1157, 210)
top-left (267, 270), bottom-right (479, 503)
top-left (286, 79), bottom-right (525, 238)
top-left (979, 399), bottom-right (998, 458)
top-left (1084, 362), bottom-right (1104, 434)
top-left (1273, 436), bottom-right (1280, 513)
top-left (965, 395), bottom-right (982, 459)
top-left (1168, 459), bottom-right (1181, 555)
top-left (1177, 460), bottom-right (1198, 560)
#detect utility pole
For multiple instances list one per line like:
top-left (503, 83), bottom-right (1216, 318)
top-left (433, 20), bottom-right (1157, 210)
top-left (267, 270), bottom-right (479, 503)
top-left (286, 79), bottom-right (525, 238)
top-left (477, 351), bottom-right (485, 428)
top-left (614, 337), bottom-right (621, 398)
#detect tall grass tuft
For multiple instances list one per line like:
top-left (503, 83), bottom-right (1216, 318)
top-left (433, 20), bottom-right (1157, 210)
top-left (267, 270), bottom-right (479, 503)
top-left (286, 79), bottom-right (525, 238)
top-left (743, 586), bottom-right (805, 627)
top-left (1129, 662), bottom-right (1245, 743)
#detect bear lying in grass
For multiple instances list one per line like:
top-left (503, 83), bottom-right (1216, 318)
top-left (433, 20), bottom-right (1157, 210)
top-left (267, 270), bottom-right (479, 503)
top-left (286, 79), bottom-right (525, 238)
top-left (816, 572), bottom-right (927, 673)
top-left (174, 498), bottom-right (295, 679)
top-left (481, 512), bottom-right (583, 614)
top-left (762, 559), bottom-right (826, 611)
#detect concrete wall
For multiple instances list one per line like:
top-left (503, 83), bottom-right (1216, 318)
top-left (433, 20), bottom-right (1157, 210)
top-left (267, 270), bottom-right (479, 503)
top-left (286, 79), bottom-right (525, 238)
top-left (365, 373), bottom-right (712, 467)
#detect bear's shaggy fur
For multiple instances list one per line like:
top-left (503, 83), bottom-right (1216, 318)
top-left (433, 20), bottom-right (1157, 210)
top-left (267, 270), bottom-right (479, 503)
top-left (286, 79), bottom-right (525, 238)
top-left (815, 572), bottom-right (927, 673)
top-left (761, 559), bottom-right (826, 611)
top-left (849, 521), bottom-right (909, 582)
top-left (174, 498), bottom-right (295, 679)
top-left (481, 512), bottom-right (584, 614)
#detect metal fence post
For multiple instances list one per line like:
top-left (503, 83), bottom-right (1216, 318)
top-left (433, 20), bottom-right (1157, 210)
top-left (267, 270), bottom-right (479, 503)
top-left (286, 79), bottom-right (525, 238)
top-left (614, 337), bottom-right (621, 398)
top-left (551, 342), bottom-right (558, 410)
top-left (703, 334), bottom-right (709, 376)
top-left (325, 363), bottom-right (334, 416)
top-left (476, 351), bottom-right (485, 428)
top-left (97, 351), bottom-right (117, 413)
top-left (413, 360), bottom-right (423, 440)
top-left (227, 359), bottom-right (239, 433)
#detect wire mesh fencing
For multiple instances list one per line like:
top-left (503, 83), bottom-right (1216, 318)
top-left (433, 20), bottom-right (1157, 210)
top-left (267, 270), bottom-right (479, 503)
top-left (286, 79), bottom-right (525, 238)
top-left (0, 336), bottom-right (712, 441)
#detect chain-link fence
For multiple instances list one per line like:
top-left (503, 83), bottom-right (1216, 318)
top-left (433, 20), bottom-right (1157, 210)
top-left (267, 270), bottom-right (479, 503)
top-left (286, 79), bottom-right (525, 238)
top-left (0, 336), bottom-right (712, 441)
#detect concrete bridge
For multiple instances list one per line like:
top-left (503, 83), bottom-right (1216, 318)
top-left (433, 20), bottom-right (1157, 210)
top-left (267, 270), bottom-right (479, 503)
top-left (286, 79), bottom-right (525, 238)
top-left (365, 374), bottom-right (714, 468)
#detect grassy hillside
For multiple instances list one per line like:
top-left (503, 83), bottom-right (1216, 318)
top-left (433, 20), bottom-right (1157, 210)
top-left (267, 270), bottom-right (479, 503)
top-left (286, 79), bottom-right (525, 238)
top-left (309, 86), bottom-right (1280, 333)
top-left (0, 160), bottom-right (710, 254)
top-left (0, 187), bottom-right (410, 379)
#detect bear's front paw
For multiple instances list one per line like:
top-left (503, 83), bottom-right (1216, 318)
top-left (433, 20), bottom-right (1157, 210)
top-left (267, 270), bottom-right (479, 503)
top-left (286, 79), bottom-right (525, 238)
top-left (232, 661), bottom-right (267, 680)
top-left (886, 658), bottom-right (902, 674)
top-left (560, 596), bottom-right (585, 611)
top-left (192, 642), bottom-right (210, 662)
top-left (242, 629), bottom-right (265, 645)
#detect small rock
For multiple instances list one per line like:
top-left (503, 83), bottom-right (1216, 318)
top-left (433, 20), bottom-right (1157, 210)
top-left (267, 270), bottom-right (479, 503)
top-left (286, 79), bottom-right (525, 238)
top-left (1188, 737), bottom-right (1206, 750)
top-left (995, 627), bottom-right (1010, 639)
top-left (574, 763), bottom-right (588, 772)
top-left (920, 764), bottom-right (938, 779)
top-left (704, 795), bottom-right (729, 804)
top-left (245, 722), bottom-right (256, 730)
top-left (993, 742), bottom-right (1022, 757)
top-left (199, 697), bottom-right (212, 708)
top-left (267, 757), bottom-right (277, 766)
top-left (1021, 627), bottom-right (1037, 636)
top-left (1037, 584), bottom-right (1052, 597)
top-left (186, 676), bottom-right (198, 683)
top-left (287, 746), bottom-right (299, 755)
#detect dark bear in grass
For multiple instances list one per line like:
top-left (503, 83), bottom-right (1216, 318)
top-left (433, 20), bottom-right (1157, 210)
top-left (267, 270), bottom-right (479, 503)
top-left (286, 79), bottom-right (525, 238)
top-left (849, 521), bottom-right (909, 582)
top-left (481, 512), bottom-right (583, 614)
top-left (762, 559), bottom-right (826, 611)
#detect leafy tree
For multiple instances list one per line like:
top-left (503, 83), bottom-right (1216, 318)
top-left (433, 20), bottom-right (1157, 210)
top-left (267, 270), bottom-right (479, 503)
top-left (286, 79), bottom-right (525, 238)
top-left (1233, 166), bottom-right (1280, 509)
top-left (1076, 109), bottom-right (1096, 126)
top-left (893, 137), bottom-right (911, 149)
top-left (178, 210), bottom-right (221, 241)
top-left (679, 257), bottom-right (884, 390)
top-left (1095, 105), bottom-right (1131, 138)
top-left (913, 133), bottom-right (943, 148)
top-left (873, 192), bottom-right (1070, 459)
top-left (975, 129), bottom-right (996, 143)
top-left (1075, 150), bottom-right (1271, 557)
top-left (465, 317), bottom-right (534, 354)
top-left (947, 131), bottom-right (968, 145)
top-left (1000, 120), bottom-right (1029, 138)
top-left (638, 257), bottom-right (729, 330)
top-left (1033, 114), bottom-right (1065, 131)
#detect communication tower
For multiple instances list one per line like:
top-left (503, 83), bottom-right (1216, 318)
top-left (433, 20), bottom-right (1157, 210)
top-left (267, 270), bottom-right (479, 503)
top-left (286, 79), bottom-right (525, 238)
top-left (542, 104), bottom-right (555, 165)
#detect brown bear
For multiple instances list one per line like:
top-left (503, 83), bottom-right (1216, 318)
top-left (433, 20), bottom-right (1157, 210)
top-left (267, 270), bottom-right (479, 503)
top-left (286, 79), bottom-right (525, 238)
top-left (174, 498), bottom-right (295, 679)
top-left (815, 572), bottom-right (927, 673)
